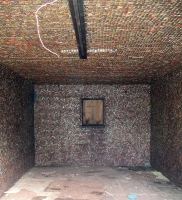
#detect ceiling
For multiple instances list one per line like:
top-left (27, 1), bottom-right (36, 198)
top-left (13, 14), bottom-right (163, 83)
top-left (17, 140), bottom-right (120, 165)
top-left (0, 0), bottom-right (181, 84)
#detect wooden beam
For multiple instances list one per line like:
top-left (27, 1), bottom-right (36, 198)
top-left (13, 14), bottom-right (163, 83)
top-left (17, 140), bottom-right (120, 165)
top-left (68, 0), bottom-right (87, 59)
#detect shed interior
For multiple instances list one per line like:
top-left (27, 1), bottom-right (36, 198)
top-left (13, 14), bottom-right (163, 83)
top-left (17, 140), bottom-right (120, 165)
top-left (0, 0), bottom-right (182, 197)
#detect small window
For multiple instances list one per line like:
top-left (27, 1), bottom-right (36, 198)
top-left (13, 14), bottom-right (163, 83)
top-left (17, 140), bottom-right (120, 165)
top-left (82, 98), bottom-right (104, 126)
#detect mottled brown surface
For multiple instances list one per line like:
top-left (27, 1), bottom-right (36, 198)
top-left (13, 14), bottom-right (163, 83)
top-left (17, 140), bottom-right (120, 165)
top-left (0, 0), bottom-right (181, 84)
top-left (45, 179), bottom-right (104, 199)
top-left (2, 189), bottom-right (37, 200)
top-left (0, 66), bottom-right (35, 197)
top-left (34, 84), bottom-right (151, 166)
top-left (151, 67), bottom-right (182, 188)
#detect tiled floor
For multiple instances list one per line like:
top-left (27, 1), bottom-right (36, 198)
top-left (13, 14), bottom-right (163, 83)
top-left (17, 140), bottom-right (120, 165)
top-left (1, 166), bottom-right (182, 200)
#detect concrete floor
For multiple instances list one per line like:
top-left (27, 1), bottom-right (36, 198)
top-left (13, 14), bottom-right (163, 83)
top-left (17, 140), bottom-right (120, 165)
top-left (1, 166), bottom-right (182, 200)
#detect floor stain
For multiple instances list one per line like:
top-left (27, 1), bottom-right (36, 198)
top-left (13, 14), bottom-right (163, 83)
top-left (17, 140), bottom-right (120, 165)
top-left (91, 191), bottom-right (104, 196)
top-left (101, 174), bottom-right (116, 179)
top-left (83, 170), bottom-right (103, 174)
top-left (49, 187), bottom-right (61, 191)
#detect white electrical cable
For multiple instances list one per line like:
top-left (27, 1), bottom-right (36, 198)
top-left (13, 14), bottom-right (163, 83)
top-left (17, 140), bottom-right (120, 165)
top-left (35, 0), bottom-right (60, 58)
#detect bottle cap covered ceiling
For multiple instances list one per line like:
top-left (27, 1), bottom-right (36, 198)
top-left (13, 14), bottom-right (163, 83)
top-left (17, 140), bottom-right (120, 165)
top-left (0, 0), bottom-right (181, 84)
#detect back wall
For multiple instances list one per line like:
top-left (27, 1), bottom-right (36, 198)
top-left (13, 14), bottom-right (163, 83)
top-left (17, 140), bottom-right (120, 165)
top-left (34, 85), bottom-right (151, 166)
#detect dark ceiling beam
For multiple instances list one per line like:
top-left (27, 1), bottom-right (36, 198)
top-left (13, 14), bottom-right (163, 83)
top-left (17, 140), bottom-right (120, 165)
top-left (68, 0), bottom-right (87, 59)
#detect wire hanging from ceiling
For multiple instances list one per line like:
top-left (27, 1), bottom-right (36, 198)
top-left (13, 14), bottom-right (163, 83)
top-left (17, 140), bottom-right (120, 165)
top-left (35, 0), bottom-right (60, 58)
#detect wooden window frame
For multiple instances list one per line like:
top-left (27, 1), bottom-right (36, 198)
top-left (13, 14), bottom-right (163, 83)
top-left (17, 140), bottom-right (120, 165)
top-left (82, 98), bottom-right (104, 126)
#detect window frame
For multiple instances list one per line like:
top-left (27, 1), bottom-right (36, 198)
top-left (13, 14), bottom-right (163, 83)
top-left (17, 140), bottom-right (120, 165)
top-left (82, 98), bottom-right (105, 126)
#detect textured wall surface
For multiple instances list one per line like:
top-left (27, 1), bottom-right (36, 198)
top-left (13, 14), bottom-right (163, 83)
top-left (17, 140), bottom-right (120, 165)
top-left (0, 66), bottom-right (35, 197)
top-left (35, 85), bottom-right (151, 167)
top-left (151, 67), bottom-right (182, 188)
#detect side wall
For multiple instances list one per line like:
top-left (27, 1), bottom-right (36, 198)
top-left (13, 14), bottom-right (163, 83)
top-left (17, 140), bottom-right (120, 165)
top-left (35, 85), bottom-right (151, 167)
top-left (0, 66), bottom-right (35, 197)
top-left (151, 67), bottom-right (182, 188)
